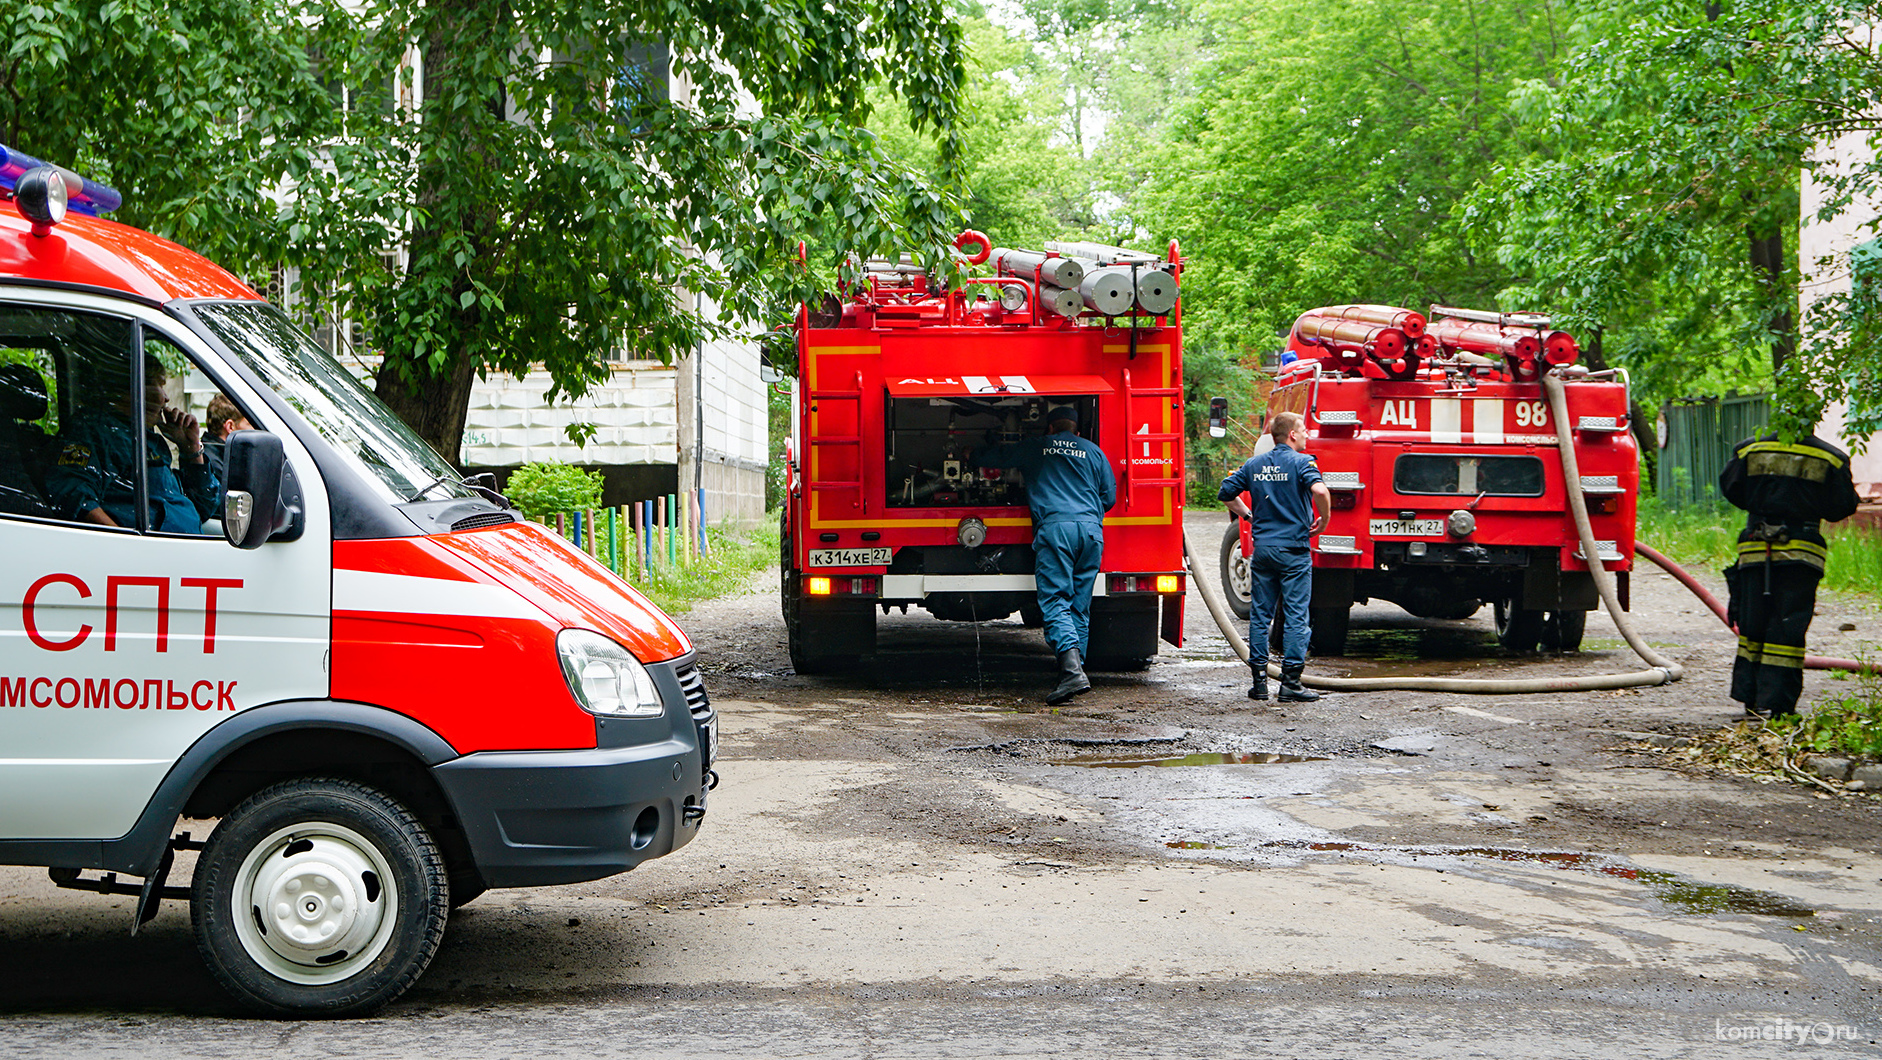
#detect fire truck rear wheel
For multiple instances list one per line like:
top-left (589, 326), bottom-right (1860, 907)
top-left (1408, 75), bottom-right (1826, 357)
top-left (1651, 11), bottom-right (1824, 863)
top-left (1309, 606), bottom-right (1349, 656)
top-left (1219, 523), bottom-right (1253, 620)
top-left (191, 777), bottom-right (449, 1017)
top-left (1494, 597), bottom-right (1547, 652)
top-left (1540, 608), bottom-right (1588, 652)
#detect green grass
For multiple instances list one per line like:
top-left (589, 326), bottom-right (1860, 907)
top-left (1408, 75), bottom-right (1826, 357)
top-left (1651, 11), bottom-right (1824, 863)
top-left (1635, 497), bottom-right (1738, 573)
top-left (633, 518), bottom-right (779, 616)
top-left (1639, 496), bottom-right (1882, 595)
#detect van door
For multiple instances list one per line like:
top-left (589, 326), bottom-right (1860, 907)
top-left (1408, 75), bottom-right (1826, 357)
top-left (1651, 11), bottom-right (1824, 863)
top-left (0, 299), bottom-right (330, 840)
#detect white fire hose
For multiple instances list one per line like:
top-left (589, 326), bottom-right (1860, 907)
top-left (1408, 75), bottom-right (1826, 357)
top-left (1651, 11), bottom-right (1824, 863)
top-left (1184, 368), bottom-right (1684, 693)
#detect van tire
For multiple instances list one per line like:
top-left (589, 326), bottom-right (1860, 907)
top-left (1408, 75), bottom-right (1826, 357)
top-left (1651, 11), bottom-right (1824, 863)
top-left (1219, 523), bottom-right (1253, 620)
top-left (191, 777), bottom-right (449, 1017)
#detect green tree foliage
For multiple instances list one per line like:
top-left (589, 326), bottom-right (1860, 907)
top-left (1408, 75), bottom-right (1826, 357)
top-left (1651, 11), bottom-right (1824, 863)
top-left (4, 0), bottom-right (968, 458)
top-left (867, 9), bottom-right (1092, 247)
top-left (1141, 0), bottom-right (1570, 363)
top-left (503, 461), bottom-right (604, 521)
top-left (1463, 0), bottom-right (1812, 423)
top-left (0, 0), bottom-right (333, 268)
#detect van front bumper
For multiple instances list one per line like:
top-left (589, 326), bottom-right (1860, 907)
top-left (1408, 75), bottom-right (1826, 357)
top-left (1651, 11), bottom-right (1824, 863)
top-left (431, 737), bottom-right (709, 888)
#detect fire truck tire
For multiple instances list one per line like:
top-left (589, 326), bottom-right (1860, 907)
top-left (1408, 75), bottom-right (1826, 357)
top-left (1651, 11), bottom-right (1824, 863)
top-left (1218, 523), bottom-right (1253, 620)
top-left (1309, 606), bottom-right (1349, 656)
top-left (191, 777), bottom-right (449, 1017)
top-left (1540, 608), bottom-right (1588, 652)
top-left (1494, 597), bottom-right (1547, 652)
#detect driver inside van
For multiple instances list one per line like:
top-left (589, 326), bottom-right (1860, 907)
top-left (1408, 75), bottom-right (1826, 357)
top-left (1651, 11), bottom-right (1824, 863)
top-left (45, 352), bottom-right (221, 533)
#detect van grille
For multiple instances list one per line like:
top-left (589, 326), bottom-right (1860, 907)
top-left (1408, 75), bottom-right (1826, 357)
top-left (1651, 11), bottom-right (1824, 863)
top-left (675, 659), bottom-right (711, 719)
top-left (450, 512), bottom-right (516, 532)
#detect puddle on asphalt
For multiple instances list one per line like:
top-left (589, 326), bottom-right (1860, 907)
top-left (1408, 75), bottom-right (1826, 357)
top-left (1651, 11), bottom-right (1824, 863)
top-left (1053, 751), bottom-right (1328, 768)
top-left (1263, 842), bottom-right (1816, 917)
top-left (1339, 627), bottom-right (1499, 662)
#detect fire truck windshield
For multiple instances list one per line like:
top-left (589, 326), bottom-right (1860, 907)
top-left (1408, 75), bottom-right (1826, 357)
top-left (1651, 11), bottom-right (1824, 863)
top-left (1393, 453), bottom-right (1545, 497)
top-left (185, 302), bottom-right (476, 504)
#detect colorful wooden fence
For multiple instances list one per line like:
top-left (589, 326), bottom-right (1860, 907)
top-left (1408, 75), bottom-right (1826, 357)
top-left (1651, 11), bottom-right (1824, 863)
top-left (551, 487), bottom-right (713, 583)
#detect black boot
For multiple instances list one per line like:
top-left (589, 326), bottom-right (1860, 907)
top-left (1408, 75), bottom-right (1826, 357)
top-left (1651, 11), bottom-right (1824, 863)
top-left (1047, 649), bottom-right (1093, 705)
top-left (1248, 663), bottom-right (1269, 701)
top-left (1277, 663), bottom-right (1320, 702)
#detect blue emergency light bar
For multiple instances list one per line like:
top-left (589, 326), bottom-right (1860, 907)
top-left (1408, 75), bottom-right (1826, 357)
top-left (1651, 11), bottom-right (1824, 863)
top-left (0, 144), bottom-right (121, 216)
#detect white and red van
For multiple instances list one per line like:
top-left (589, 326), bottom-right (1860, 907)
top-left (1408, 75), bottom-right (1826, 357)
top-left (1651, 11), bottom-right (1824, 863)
top-left (0, 152), bottom-right (717, 1015)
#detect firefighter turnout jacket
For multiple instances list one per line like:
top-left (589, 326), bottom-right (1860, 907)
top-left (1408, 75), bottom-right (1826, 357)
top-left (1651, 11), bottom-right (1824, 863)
top-left (1720, 434), bottom-right (1860, 572)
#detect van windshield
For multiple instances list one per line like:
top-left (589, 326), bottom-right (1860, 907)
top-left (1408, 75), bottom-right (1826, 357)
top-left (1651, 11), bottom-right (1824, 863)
top-left (185, 302), bottom-right (474, 502)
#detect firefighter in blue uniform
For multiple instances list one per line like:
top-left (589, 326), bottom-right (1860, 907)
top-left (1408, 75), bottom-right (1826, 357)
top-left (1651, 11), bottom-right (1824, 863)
top-left (1720, 431), bottom-right (1860, 718)
top-left (975, 405), bottom-right (1117, 705)
top-left (1220, 411), bottom-right (1331, 702)
top-left (45, 354), bottom-right (220, 533)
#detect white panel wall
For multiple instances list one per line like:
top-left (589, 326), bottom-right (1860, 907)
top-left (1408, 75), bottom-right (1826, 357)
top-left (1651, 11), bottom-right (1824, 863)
top-left (1800, 129), bottom-right (1882, 496)
top-left (459, 361), bottom-right (679, 468)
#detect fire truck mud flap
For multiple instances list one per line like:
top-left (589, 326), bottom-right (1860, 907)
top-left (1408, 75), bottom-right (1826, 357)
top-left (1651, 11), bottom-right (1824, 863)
top-left (431, 738), bottom-right (706, 888)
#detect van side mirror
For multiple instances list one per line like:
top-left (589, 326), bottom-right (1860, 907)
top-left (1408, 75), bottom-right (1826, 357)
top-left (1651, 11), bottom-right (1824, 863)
top-left (223, 431), bottom-right (301, 549)
top-left (1208, 396), bottom-right (1229, 438)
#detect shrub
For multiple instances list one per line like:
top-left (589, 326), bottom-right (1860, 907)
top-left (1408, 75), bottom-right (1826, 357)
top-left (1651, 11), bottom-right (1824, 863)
top-left (505, 462), bottom-right (603, 521)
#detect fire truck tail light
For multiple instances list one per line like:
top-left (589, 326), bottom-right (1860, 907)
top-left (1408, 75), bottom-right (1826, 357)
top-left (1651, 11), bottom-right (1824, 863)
top-left (1590, 496), bottom-right (1619, 515)
top-left (1107, 574), bottom-right (1184, 594)
top-left (1331, 493), bottom-right (1356, 510)
top-left (557, 629), bottom-right (665, 718)
top-left (805, 576), bottom-right (876, 597)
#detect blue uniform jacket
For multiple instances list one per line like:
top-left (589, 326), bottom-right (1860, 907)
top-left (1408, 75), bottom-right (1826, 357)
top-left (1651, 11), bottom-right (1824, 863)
top-left (975, 431), bottom-right (1117, 526)
top-left (1219, 444), bottom-right (1323, 546)
top-left (45, 406), bottom-right (220, 533)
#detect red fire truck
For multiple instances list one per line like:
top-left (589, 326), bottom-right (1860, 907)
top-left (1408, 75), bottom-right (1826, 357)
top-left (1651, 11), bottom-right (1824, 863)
top-left (1219, 304), bottom-right (1636, 655)
top-left (781, 232), bottom-right (1188, 672)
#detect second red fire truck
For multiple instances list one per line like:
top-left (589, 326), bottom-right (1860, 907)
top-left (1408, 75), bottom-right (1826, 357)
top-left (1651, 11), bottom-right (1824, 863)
top-left (1220, 304), bottom-right (1638, 655)
top-left (781, 233), bottom-right (1189, 672)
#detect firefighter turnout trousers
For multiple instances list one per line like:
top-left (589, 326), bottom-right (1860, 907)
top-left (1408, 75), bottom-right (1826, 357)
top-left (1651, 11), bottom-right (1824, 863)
top-left (1724, 543), bottom-right (1825, 716)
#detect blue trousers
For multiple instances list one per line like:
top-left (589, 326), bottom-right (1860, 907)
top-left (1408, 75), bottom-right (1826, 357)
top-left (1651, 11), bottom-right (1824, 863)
top-left (1249, 544), bottom-right (1312, 669)
top-left (1034, 520), bottom-right (1104, 656)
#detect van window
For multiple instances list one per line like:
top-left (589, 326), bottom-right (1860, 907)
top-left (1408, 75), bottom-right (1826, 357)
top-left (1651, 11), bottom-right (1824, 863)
top-left (187, 301), bottom-right (474, 503)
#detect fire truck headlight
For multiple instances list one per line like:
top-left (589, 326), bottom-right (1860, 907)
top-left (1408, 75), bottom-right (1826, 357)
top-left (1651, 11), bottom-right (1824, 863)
top-left (1446, 509), bottom-right (1476, 537)
top-left (14, 166), bottom-right (67, 229)
top-left (557, 629), bottom-right (664, 718)
top-left (957, 517), bottom-right (987, 549)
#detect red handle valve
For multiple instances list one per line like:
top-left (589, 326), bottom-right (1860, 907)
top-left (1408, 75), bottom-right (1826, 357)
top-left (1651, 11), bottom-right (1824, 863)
top-left (954, 230), bottom-right (992, 265)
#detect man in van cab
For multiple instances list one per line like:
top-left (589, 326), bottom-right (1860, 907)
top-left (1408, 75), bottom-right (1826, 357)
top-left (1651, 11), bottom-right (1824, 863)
top-left (45, 353), bottom-right (221, 533)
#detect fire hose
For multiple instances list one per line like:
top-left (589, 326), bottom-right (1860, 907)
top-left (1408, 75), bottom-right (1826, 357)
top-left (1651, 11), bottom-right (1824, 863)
top-left (1183, 368), bottom-right (1706, 694)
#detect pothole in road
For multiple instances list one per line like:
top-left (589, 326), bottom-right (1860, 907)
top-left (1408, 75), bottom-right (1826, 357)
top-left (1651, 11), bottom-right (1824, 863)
top-left (1052, 751), bottom-right (1329, 768)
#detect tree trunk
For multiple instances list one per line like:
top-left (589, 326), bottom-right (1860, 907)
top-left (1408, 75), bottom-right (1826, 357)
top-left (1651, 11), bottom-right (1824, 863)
top-left (372, 0), bottom-right (503, 465)
top-left (1749, 226), bottom-right (1795, 377)
top-left (376, 350), bottom-right (481, 469)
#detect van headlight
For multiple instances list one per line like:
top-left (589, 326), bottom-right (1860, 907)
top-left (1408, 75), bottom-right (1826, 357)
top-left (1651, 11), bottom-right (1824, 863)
top-left (556, 629), bottom-right (665, 717)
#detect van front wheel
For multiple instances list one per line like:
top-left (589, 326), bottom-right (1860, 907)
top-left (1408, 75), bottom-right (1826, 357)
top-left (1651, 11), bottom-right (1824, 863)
top-left (191, 777), bottom-right (449, 1017)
